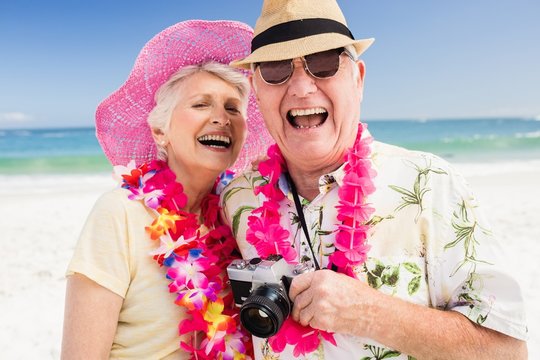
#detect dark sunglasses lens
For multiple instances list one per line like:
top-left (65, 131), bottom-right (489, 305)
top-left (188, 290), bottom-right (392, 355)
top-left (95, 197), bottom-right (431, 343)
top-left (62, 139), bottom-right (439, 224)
top-left (305, 49), bottom-right (341, 78)
top-left (259, 60), bottom-right (292, 84)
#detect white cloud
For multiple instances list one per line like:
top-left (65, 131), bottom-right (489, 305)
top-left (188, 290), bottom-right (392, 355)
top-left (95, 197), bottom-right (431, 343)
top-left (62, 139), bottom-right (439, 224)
top-left (0, 112), bottom-right (33, 123)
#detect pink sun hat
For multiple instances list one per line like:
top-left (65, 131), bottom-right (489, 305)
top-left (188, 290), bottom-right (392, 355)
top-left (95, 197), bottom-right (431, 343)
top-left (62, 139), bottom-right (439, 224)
top-left (95, 20), bottom-right (272, 173)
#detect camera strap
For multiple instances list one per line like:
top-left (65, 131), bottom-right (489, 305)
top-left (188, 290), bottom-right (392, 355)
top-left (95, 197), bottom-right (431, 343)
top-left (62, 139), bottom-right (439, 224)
top-left (286, 172), bottom-right (321, 270)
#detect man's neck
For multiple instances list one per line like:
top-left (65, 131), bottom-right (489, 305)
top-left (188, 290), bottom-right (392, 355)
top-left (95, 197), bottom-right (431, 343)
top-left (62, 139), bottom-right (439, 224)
top-left (287, 161), bottom-right (343, 202)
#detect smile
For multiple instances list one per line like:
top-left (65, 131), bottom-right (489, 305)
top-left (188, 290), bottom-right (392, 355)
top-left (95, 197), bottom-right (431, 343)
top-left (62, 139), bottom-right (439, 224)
top-left (286, 107), bottom-right (328, 129)
top-left (197, 134), bottom-right (232, 149)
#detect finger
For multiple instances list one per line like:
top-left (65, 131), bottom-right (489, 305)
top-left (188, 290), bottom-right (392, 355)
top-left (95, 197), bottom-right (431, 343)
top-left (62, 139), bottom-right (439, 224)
top-left (298, 303), bottom-right (314, 327)
top-left (288, 271), bottom-right (314, 302)
top-left (291, 288), bottom-right (313, 322)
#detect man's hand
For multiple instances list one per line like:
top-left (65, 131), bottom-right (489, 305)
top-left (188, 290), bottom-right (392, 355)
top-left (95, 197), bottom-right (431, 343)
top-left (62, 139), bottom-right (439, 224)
top-left (287, 269), bottom-right (527, 359)
top-left (288, 269), bottom-right (380, 336)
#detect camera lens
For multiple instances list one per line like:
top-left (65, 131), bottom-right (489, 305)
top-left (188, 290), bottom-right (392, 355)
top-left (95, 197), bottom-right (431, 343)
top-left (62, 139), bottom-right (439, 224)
top-left (240, 285), bottom-right (291, 338)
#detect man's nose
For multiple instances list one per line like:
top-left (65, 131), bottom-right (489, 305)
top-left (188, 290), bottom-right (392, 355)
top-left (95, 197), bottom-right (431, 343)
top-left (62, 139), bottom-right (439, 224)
top-left (286, 59), bottom-right (317, 98)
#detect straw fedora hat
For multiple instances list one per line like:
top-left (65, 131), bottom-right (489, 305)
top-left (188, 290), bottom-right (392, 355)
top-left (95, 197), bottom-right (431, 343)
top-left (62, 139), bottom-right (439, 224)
top-left (231, 0), bottom-right (374, 69)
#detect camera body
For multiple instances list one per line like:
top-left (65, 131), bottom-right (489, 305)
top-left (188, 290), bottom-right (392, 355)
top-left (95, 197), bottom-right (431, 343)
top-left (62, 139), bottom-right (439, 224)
top-left (227, 256), bottom-right (313, 338)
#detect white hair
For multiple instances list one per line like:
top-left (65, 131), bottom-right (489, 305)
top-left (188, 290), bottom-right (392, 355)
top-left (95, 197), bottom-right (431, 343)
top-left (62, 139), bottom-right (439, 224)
top-left (147, 61), bottom-right (250, 161)
top-left (344, 45), bottom-right (360, 81)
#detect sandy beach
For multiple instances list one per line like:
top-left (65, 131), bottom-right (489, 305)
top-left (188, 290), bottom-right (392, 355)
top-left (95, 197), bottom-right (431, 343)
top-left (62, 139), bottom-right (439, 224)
top-left (0, 161), bottom-right (538, 359)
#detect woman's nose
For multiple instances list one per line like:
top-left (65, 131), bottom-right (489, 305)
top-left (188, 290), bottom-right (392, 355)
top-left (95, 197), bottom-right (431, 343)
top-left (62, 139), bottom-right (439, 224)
top-left (211, 109), bottom-right (230, 126)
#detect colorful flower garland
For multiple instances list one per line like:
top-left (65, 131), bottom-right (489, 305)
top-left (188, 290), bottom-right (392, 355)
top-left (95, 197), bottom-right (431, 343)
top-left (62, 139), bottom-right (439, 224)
top-left (114, 160), bottom-right (252, 360)
top-left (245, 123), bottom-right (376, 356)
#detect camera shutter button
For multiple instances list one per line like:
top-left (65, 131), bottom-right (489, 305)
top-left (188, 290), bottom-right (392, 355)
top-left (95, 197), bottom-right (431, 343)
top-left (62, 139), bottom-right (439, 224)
top-left (247, 257), bottom-right (262, 270)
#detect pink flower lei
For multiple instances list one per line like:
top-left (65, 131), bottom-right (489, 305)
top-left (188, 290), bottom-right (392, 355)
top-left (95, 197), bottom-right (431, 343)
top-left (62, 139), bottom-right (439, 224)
top-left (114, 160), bottom-right (252, 360)
top-left (246, 123), bottom-right (376, 356)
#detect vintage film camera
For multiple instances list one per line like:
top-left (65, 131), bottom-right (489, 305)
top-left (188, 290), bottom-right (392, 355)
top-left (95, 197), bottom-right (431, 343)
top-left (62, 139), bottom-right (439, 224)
top-left (227, 255), bottom-right (313, 338)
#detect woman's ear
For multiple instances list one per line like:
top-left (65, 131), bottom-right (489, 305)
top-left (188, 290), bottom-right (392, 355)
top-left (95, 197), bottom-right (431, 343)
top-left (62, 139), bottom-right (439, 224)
top-left (152, 128), bottom-right (168, 146)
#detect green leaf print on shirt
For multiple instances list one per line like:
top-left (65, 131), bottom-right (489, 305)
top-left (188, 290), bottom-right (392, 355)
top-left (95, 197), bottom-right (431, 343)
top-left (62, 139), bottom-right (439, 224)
top-left (289, 204), bottom-right (336, 263)
top-left (388, 160), bottom-right (447, 222)
top-left (231, 205), bottom-right (255, 238)
top-left (364, 260), bottom-right (422, 296)
top-left (361, 344), bottom-right (402, 359)
top-left (261, 340), bottom-right (279, 360)
top-left (444, 199), bottom-right (495, 324)
top-left (226, 172), bottom-right (267, 237)
top-left (445, 199), bottom-right (493, 277)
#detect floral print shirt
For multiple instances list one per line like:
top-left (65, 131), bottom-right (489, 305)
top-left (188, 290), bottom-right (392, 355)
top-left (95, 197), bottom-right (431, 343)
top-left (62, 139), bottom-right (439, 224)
top-left (221, 140), bottom-right (528, 359)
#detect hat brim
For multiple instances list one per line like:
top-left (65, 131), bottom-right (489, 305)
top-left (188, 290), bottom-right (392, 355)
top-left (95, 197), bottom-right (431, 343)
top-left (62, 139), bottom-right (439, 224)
top-left (230, 34), bottom-right (374, 69)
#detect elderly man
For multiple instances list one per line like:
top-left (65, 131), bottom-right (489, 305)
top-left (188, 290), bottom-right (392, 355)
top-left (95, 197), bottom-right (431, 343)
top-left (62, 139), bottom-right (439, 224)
top-left (222, 0), bottom-right (528, 358)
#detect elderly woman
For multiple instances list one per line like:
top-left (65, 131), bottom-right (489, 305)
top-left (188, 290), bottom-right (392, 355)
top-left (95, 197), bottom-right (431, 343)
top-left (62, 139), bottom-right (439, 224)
top-left (61, 20), bottom-right (271, 359)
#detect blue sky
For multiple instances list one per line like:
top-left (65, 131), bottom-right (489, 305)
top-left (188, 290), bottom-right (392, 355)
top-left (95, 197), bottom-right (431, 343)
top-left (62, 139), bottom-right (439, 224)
top-left (1, 0), bottom-right (539, 129)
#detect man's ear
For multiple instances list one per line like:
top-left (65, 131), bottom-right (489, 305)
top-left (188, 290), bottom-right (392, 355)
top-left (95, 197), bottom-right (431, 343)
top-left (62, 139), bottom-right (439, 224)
top-left (356, 60), bottom-right (366, 101)
top-left (356, 60), bottom-right (366, 87)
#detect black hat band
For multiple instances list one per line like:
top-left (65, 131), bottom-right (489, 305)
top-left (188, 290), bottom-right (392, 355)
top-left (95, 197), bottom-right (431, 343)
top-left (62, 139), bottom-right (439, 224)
top-left (251, 18), bottom-right (355, 52)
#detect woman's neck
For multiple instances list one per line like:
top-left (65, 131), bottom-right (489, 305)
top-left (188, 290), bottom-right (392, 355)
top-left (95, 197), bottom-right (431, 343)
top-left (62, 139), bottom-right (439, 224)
top-left (171, 165), bottom-right (217, 214)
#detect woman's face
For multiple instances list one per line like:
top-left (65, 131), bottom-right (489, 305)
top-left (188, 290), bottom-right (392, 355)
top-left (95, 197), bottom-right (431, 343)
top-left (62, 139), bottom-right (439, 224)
top-left (165, 71), bottom-right (247, 177)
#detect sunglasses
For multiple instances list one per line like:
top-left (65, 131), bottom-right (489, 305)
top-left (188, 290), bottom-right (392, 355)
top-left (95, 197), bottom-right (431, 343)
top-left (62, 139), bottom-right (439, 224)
top-left (255, 47), bottom-right (354, 85)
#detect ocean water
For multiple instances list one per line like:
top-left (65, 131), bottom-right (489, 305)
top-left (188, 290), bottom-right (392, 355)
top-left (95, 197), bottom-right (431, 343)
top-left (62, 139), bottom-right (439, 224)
top-left (1, 117), bottom-right (540, 175)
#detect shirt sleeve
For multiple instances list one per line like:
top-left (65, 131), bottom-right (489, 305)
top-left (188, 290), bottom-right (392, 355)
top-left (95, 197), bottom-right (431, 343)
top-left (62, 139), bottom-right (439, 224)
top-left (66, 190), bottom-right (131, 298)
top-left (220, 171), bottom-right (263, 260)
top-left (425, 159), bottom-right (528, 340)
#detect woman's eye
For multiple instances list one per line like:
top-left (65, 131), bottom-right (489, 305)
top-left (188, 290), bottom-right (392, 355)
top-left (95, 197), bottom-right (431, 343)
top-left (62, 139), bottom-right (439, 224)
top-left (193, 103), bottom-right (208, 108)
top-left (226, 106), bottom-right (240, 113)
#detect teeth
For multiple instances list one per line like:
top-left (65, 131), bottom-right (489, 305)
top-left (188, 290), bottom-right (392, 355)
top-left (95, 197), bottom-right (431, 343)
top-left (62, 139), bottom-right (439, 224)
top-left (197, 135), bottom-right (231, 144)
top-left (296, 124), bottom-right (323, 129)
top-left (289, 107), bottom-right (327, 117)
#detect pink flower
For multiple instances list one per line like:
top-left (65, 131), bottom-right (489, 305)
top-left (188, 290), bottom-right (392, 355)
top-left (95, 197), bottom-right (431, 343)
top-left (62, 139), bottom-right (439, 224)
top-left (246, 214), bottom-right (296, 262)
top-left (255, 144), bottom-right (286, 202)
top-left (339, 172), bottom-right (375, 200)
top-left (334, 224), bottom-right (369, 249)
top-left (175, 287), bottom-right (209, 311)
top-left (268, 318), bottom-right (336, 357)
top-left (255, 181), bottom-right (286, 201)
top-left (201, 194), bottom-right (220, 228)
top-left (179, 309), bottom-right (207, 334)
top-left (329, 242), bottom-right (370, 266)
top-left (167, 250), bottom-right (211, 290)
top-left (161, 182), bottom-right (188, 210)
top-left (220, 331), bottom-right (248, 360)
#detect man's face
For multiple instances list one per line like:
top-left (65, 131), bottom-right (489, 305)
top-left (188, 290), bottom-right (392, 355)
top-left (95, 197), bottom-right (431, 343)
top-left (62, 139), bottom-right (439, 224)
top-left (251, 50), bottom-right (366, 173)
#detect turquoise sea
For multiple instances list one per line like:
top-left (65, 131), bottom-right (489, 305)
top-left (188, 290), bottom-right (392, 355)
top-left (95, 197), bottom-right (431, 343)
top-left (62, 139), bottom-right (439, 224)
top-left (1, 117), bottom-right (540, 175)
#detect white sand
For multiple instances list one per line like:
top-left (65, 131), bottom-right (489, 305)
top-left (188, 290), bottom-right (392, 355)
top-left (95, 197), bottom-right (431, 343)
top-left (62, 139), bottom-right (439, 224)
top-left (0, 162), bottom-right (538, 359)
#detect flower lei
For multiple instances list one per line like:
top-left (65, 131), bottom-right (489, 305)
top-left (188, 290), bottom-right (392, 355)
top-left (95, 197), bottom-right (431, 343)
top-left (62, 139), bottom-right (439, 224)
top-left (245, 123), bottom-right (376, 357)
top-left (114, 160), bottom-right (252, 360)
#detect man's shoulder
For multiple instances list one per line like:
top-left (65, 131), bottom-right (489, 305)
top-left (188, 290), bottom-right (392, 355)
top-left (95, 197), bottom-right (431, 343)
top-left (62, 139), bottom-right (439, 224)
top-left (220, 169), bottom-right (263, 207)
top-left (223, 169), bottom-right (265, 192)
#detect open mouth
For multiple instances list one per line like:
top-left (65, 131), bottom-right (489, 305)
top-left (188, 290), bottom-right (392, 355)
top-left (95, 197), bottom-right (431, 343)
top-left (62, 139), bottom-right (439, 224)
top-left (197, 134), bottom-right (232, 149)
top-left (286, 107), bottom-right (328, 129)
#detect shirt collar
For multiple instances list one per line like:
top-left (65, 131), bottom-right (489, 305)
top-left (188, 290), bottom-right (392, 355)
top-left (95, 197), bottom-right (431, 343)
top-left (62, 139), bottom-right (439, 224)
top-left (278, 163), bottom-right (346, 200)
top-left (278, 126), bottom-right (374, 198)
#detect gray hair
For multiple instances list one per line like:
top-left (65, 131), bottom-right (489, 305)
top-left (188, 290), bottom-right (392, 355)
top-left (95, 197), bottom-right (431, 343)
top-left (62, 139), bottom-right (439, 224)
top-left (344, 45), bottom-right (360, 81)
top-left (147, 61), bottom-right (250, 161)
